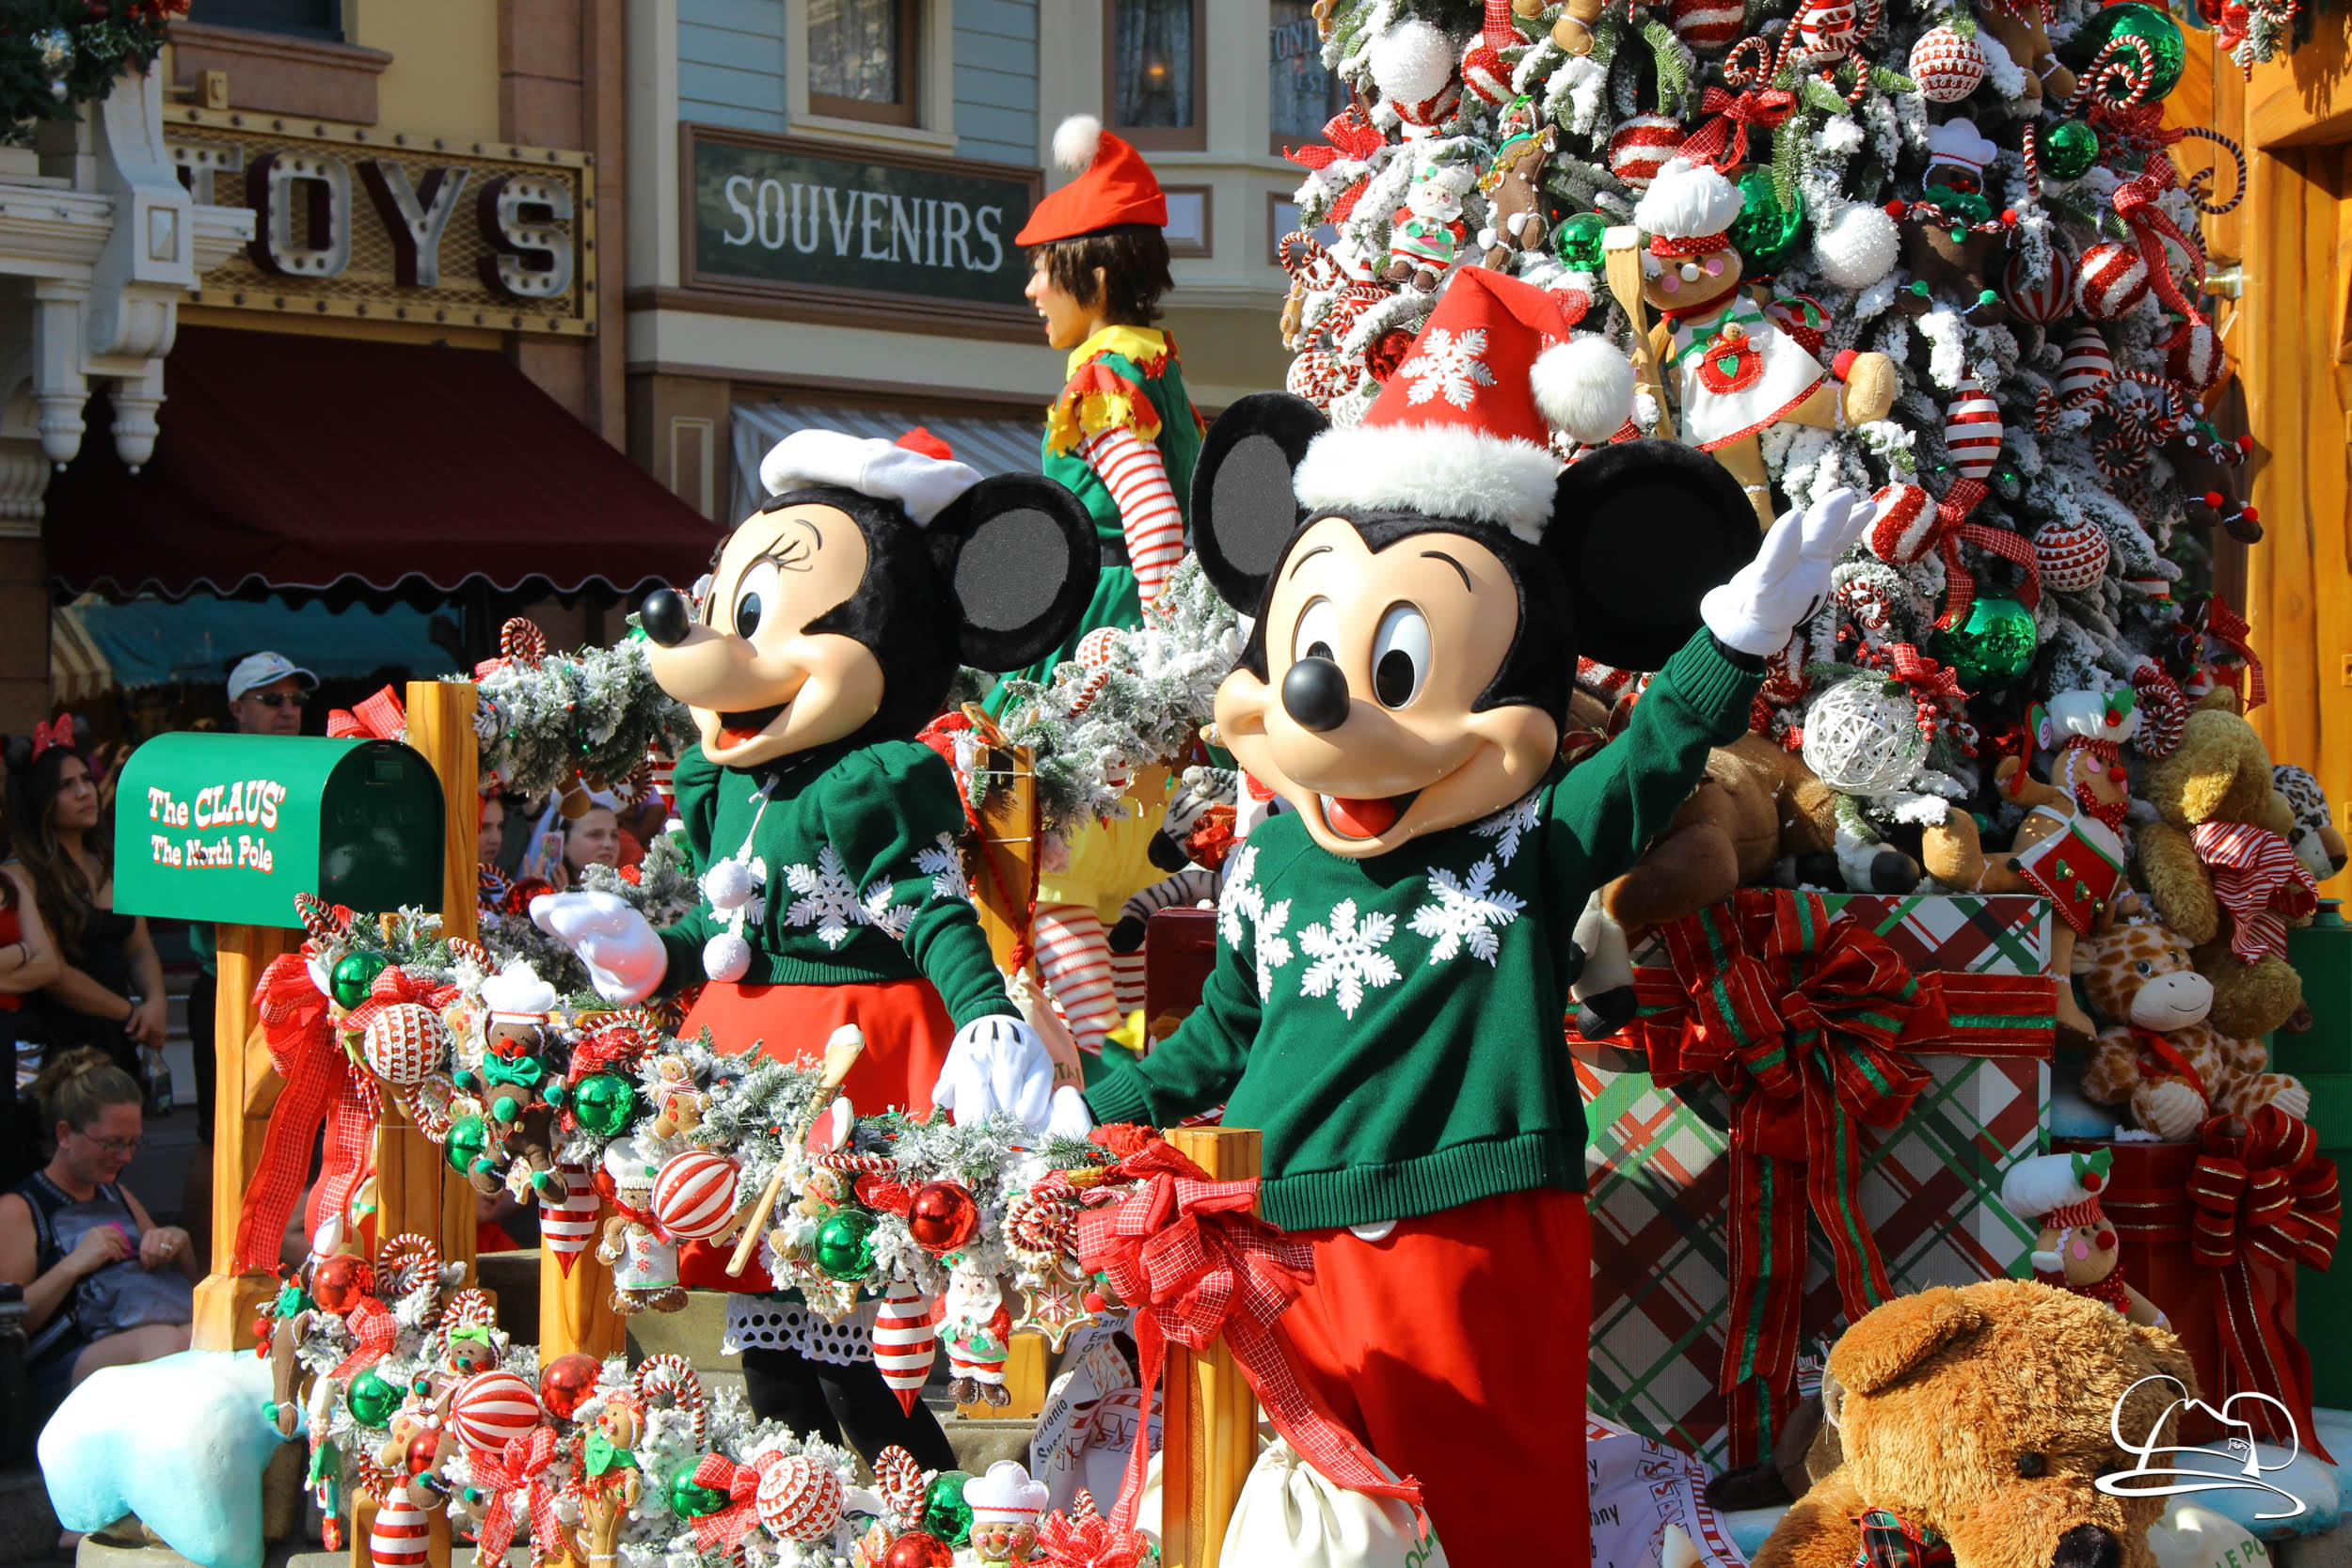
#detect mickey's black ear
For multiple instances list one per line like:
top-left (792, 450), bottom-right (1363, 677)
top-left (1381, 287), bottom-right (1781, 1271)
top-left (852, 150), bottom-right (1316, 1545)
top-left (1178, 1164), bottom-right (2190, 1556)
top-left (1548, 440), bottom-right (1757, 671)
top-left (930, 474), bottom-right (1100, 672)
top-left (1190, 392), bottom-right (1327, 612)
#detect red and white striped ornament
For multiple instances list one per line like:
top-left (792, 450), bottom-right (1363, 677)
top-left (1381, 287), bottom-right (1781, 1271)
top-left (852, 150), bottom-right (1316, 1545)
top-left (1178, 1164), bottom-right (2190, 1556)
top-left (755, 1454), bottom-right (847, 1544)
top-left (1669, 0), bottom-right (1746, 51)
top-left (1945, 379), bottom-right (2004, 479)
top-left (1790, 0), bottom-right (1866, 63)
top-left (1866, 482), bottom-right (1938, 565)
top-left (650, 1149), bottom-right (739, 1242)
top-left (449, 1369), bottom-right (542, 1456)
top-left (1074, 626), bottom-right (1126, 669)
top-left (539, 1164), bottom-right (600, 1275)
top-left (2076, 242), bottom-right (2151, 320)
top-left (360, 1003), bottom-right (445, 1088)
top-left (2160, 317), bottom-right (2225, 395)
top-left (2033, 521), bottom-right (2110, 592)
top-left (1609, 115), bottom-right (1685, 191)
top-left (872, 1283), bottom-right (942, 1417)
top-left (1907, 24), bottom-right (1986, 102)
top-left (2000, 244), bottom-right (2077, 327)
top-left (2058, 325), bottom-right (2118, 406)
top-left (369, 1486), bottom-right (432, 1568)
top-left (634, 1354), bottom-right (709, 1448)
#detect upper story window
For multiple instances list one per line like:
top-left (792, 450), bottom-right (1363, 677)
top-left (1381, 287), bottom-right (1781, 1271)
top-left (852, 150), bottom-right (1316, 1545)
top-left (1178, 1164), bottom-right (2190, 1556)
top-left (188, 0), bottom-right (342, 40)
top-left (1269, 1), bottom-right (1346, 152)
top-left (1107, 0), bottom-right (1202, 151)
top-left (809, 0), bottom-right (919, 127)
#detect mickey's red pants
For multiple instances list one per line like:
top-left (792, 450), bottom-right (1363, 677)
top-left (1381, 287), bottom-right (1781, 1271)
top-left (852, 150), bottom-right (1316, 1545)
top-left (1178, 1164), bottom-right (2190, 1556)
top-left (1268, 1188), bottom-right (1592, 1568)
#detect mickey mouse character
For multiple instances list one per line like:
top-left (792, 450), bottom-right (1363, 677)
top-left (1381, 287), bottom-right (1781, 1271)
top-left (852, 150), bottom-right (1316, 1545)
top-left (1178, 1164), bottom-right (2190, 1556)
top-left (532, 427), bottom-right (1097, 1463)
top-left (946, 267), bottom-right (1871, 1565)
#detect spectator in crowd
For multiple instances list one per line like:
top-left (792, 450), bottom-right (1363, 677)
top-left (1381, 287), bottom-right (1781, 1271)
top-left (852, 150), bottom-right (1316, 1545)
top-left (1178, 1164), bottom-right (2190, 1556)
top-left (479, 791), bottom-right (507, 865)
top-left (526, 794), bottom-right (624, 891)
top-left (0, 848), bottom-right (60, 1190)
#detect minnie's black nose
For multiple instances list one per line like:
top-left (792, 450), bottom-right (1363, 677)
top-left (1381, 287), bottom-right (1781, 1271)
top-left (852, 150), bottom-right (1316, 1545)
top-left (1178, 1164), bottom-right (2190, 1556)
top-left (639, 588), bottom-right (692, 648)
top-left (1281, 657), bottom-right (1352, 733)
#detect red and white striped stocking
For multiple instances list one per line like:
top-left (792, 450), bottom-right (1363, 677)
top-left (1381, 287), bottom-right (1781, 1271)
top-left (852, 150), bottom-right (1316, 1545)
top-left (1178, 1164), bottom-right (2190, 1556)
top-left (1077, 424), bottom-right (1185, 605)
top-left (1032, 902), bottom-right (1121, 1055)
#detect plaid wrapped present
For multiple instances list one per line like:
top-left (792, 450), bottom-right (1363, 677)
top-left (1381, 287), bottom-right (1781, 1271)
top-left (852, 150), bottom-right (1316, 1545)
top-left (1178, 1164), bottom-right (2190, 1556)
top-left (1583, 891), bottom-right (2058, 1468)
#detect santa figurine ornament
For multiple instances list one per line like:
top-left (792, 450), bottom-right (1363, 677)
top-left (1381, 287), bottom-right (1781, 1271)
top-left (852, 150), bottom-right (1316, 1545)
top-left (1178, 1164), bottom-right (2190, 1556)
top-left (1636, 157), bottom-right (1899, 523)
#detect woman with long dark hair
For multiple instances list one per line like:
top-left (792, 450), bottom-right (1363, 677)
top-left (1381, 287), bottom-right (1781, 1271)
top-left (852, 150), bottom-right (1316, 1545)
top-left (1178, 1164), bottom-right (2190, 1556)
top-left (7, 731), bottom-right (166, 1107)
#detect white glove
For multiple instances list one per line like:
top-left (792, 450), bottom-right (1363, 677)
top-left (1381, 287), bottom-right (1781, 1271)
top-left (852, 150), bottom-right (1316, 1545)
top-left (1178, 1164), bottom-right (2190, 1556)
top-left (932, 1015), bottom-right (1059, 1131)
top-left (1046, 1085), bottom-right (1095, 1142)
top-left (1699, 487), bottom-right (1869, 657)
top-left (529, 890), bottom-right (667, 1005)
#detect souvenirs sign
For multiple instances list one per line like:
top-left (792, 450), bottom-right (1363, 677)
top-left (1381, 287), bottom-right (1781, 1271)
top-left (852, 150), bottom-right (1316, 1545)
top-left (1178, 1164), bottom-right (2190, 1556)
top-left (167, 107), bottom-right (596, 335)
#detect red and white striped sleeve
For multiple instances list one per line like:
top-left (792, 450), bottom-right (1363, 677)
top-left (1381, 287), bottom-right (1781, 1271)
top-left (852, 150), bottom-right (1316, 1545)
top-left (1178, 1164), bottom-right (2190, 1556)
top-left (1076, 423), bottom-right (1185, 606)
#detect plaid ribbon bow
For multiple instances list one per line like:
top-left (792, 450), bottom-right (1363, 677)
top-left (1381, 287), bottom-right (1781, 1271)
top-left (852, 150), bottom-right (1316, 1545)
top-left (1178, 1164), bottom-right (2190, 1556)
top-left (231, 955), bottom-right (378, 1272)
top-left (1929, 494), bottom-right (2042, 630)
top-left (2201, 594), bottom-right (2267, 710)
top-left (1282, 108), bottom-right (1384, 223)
top-left (2188, 1107), bottom-right (2342, 1461)
top-left (1075, 1141), bottom-right (1423, 1536)
top-left (326, 686), bottom-right (405, 742)
top-left (468, 1426), bottom-right (559, 1561)
top-left (2189, 821), bottom-right (2316, 965)
top-left (1855, 1509), bottom-right (1954, 1568)
top-left (2111, 166), bottom-right (2209, 327)
top-left (686, 1449), bottom-right (781, 1551)
top-left (1679, 85), bottom-right (1797, 170)
top-left (327, 1291), bottom-right (398, 1380)
top-left (1036, 1506), bottom-right (1149, 1568)
top-left (342, 965), bottom-right (463, 1041)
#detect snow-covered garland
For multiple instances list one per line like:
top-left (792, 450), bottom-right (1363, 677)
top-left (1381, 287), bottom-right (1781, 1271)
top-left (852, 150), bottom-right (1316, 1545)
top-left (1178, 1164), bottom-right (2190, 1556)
top-left (473, 616), bottom-right (698, 801)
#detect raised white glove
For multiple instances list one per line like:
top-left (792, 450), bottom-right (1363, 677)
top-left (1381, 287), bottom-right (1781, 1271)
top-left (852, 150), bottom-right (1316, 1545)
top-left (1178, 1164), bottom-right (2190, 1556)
top-left (1699, 487), bottom-right (1868, 657)
top-left (1046, 1085), bottom-right (1095, 1142)
top-left (529, 890), bottom-right (667, 1005)
top-left (932, 1015), bottom-right (1057, 1131)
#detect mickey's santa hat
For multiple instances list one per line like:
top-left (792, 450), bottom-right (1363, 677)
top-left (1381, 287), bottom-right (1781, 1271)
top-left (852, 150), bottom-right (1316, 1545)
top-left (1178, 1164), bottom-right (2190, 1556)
top-left (1292, 266), bottom-right (1634, 542)
top-left (1015, 116), bottom-right (1168, 245)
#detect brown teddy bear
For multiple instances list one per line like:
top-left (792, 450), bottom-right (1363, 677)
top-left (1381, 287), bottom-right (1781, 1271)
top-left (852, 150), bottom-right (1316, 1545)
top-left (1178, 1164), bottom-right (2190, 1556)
top-left (2136, 699), bottom-right (2316, 1040)
top-left (1757, 1279), bottom-right (2195, 1568)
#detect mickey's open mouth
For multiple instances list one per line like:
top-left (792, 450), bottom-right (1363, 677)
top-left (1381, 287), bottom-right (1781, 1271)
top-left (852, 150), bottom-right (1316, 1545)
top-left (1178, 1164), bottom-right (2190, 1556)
top-left (1317, 790), bottom-right (1421, 841)
top-left (717, 704), bottom-right (787, 747)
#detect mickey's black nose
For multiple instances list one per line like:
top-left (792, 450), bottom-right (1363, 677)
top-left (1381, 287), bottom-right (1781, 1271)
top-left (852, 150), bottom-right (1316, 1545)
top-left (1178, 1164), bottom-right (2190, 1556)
top-left (639, 588), bottom-right (692, 648)
top-left (1281, 657), bottom-right (1351, 733)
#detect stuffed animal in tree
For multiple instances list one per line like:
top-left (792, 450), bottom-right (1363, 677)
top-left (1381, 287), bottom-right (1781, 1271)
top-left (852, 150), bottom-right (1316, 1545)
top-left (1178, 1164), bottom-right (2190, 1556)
top-left (1894, 119), bottom-right (2011, 325)
top-left (1998, 1150), bottom-right (2165, 1327)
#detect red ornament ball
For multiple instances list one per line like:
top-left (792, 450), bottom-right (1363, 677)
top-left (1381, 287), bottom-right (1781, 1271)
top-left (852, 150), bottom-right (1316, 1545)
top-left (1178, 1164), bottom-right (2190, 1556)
top-left (884, 1532), bottom-right (957, 1568)
top-left (2033, 521), bottom-right (2110, 594)
top-left (1668, 0), bottom-right (1746, 51)
top-left (905, 1182), bottom-right (980, 1254)
top-left (538, 1352), bottom-right (603, 1422)
top-left (405, 1430), bottom-right (444, 1476)
top-left (2076, 242), bottom-right (2151, 320)
top-left (1607, 114), bottom-right (1684, 192)
top-left (310, 1254), bottom-right (374, 1315)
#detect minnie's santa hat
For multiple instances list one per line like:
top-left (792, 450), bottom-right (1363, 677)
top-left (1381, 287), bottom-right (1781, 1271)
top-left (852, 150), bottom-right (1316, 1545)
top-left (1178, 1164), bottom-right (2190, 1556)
top-left (1292, 266), bottom-right (1634, 542)
top-left (1014, 116), bottom-right (1168, 245)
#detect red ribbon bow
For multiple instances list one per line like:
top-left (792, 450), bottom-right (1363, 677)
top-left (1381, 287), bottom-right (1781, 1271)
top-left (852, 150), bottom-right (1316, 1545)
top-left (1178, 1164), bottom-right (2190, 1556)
top-left (2201, 594), bottom-right (2266, 710)
top-left (1036, 1509), bottom-right (1150, 1568)
top-left (2112, 167), bottom-right (2209, 327)
top-left (688, 1450), bottom-right (781, 1551)
top-left (1075, 1142), bottom-right (1422, 1536)
top-left (231, 956), bottom-right (378, 1272)
top-left (1929, 497), bottom-right (2042, 629)
top-left (2188, 1108), bottom-right (2341, 1461)
top-left (468, 1426), bottom-right (558, 1560)
top-left (1679, 86), bottom-right (1797, 170)
top-left (326, 686), bottom-right (405, 742)
top-left (28, 712), bottom-right (74, 761)
top-left (328, 1291), bottom-right (398, 1380)
top-left (1282, 109), bottom-right (1383, 224)
top-left (342, 965), bottom-right (462, 1041)
top-left (2190, 821), bottom-right (2316, 965)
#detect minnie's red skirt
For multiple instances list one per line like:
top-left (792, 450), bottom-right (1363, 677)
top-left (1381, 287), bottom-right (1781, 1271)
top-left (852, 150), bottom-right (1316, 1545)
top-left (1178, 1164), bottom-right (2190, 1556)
top-left (677, 976), bottom-right (956, 1118)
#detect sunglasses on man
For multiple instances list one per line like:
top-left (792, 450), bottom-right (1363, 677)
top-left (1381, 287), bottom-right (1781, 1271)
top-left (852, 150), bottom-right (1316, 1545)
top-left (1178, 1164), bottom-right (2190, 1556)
top-left (245, 692), bottom-right (307, 709)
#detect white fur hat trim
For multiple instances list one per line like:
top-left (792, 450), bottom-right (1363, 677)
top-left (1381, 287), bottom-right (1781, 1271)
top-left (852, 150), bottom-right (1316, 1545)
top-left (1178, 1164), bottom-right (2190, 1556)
top-left (1632, 156), bottom-right (1746, 240)
top-left (1294, 423), bottom-right (1562, 543)
top-left (1052, 113), bottom-right (1102, 173)
top-left (759, 428), bottom-right (982, 526)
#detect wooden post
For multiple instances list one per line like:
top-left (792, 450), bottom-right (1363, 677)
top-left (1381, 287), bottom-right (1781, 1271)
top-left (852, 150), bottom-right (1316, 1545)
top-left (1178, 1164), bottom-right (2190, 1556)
top-left (1158, 1127), bottom-right (1262, 1568)
top-left (190, 922), bottom-right (293, 1351)
top-left (407, 681), bottom-right (483, 1282)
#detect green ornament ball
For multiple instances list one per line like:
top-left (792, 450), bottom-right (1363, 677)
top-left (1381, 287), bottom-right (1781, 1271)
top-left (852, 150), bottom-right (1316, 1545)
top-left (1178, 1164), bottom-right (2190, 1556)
top-left (2066, 3), bottom-right (2184, 102)
top-left (569, 1072), bottom-right (637, 1137)
top-left (667, 1464), bottom-right (730, 1518)
top-left (2042, 119), bottom-right (2099, 182)
top-left (811, 1208), bottom-right (879, 1279)
top-left (329, 950), bottom-right (389, 1010)
top-left (920, 1471), bottom-right (974, 1546)
top-left (1929, 590), bottom-right (2040, 689)
top-left (1552, 211), bottom-right (1607, 273)
top-left (445, 1114), bottom-right (490, 1176)
top-left (1727, 171), bottom-right (1806, 275)
top-left (345, 1369), bottom-right (401, 1428)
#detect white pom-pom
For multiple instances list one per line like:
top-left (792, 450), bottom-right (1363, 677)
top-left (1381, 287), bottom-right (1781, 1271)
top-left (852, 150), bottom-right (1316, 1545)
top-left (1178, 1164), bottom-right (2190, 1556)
top-left (1368, 17), bottom-right (1456, 104)
top-left (1052, 114), bottom-right (1103, 174)
top-left (702, 859), bottom-right (755, 912)
top-left (1812, 202), bottom-right (1899, 289)
top-left (1532, 334), bottom-right (1636, 444)
top-left (702, 931), bottom-right (752, 983)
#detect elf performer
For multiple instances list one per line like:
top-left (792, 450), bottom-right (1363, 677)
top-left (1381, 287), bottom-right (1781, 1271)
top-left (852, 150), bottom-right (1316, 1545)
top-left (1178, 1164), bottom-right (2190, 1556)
top-left (939, 268), bottom-right (1874, 1562)
top-left (998, 114), bottom-right (1211, 1066)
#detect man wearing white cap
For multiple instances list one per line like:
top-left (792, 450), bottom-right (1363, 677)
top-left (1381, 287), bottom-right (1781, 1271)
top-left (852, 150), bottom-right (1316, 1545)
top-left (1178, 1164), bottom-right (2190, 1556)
top-left (225, 651), bottom-right (316, 737)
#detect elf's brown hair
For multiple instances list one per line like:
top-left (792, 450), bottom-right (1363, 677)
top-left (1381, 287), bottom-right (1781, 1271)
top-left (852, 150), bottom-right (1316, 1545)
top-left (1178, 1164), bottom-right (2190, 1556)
top-left (1028, 223), bottom-right (1173, 327)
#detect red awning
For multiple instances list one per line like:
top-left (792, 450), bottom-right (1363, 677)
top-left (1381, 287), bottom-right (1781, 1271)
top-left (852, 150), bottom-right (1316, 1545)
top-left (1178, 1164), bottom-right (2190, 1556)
top-left (47, 326), bottom-right (723, 602)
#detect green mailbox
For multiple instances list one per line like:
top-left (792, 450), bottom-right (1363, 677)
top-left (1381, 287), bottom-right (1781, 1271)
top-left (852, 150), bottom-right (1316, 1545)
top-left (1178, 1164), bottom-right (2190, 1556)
top-left (112, 735), bottom-right (446, 928)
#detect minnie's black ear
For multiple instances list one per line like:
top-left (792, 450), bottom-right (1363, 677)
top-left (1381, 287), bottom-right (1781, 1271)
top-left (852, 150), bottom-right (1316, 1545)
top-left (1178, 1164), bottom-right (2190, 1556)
top-left (1190, 392), bottom-right (1327, 612)
top-left (930, 474), bottom-right (1100, 672)
top-left (1548, 440), bottom-right (1757, 672)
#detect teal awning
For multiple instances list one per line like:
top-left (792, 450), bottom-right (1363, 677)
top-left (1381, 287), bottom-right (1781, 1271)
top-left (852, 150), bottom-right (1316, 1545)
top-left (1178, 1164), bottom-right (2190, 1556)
top-left (70, 593), bottom-right (462, 692)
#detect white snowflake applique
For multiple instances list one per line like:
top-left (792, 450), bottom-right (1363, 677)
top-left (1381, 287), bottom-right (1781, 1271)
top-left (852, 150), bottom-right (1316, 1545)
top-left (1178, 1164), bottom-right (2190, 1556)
top-left (1252, 897), bottom-right (1295, 999)
top-left (914, 832), bottom-right (969, 903)
top-left (1399, 326), bottom-right (1495, 410)
top-left (1407, 859), bottom-right (1525, 964)
top-left (1470, 791), bottom-right (1541, 866)
top-left (1217, 844), bottom-right (1263, 950)
top-left (782, 846), bottom-right (909, 948)
top-left (860, 879), bottom-right (917, 941)
top-left (1297, 899), bottom-right (1400, 1019)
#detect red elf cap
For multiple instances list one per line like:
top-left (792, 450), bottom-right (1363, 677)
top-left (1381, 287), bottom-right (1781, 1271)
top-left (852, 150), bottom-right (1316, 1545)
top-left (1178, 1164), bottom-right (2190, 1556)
top-left (1014, 115), bottom-right (1168, 245)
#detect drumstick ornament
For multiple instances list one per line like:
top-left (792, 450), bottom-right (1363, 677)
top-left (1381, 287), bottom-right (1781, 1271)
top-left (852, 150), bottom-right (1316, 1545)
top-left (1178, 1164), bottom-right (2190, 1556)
top-left (725, 1024), bottom-right (866, 1275)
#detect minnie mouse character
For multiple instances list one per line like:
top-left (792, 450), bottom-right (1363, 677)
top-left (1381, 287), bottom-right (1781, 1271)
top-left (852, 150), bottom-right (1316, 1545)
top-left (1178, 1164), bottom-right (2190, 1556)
top-left (943, 266), bottom-right (1871, 1564)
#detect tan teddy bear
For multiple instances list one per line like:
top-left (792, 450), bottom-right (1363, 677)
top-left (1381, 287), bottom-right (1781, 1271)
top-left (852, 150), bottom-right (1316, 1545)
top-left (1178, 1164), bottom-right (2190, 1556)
top-left (2136, 699), bottom-right (2316, 1039)
top-left (1756, 1280), bottom-right (2195, 1568)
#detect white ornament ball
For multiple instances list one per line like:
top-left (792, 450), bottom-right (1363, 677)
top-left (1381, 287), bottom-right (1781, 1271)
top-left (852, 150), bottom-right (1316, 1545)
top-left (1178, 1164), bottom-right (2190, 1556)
top-left (361, 1003), bottom-right (447, 1088)
top-left (1802, 679), bottom-right (1927, 796)
top-left (1813, 203), bottom-right (1900, 289)
top-left (702, 931), bottom-right (752, 984)
top-left (1908, 24), bottom-right (1987, 102)
top-left (701, 858), bottom-right (755, 911)
top-left (2034, 521), bottom-right (2111, 593)
top-left (649, 1150), bottom-right (740, 1241)
top-left (448, 1370), bottom-right (541, 1456)
top-left (1074, 626), bottom-right (1126, 669)
top-left (1366, 17), bottom-right (1455, 105)
top-left (755, 1454), bottom-right (846, 1544)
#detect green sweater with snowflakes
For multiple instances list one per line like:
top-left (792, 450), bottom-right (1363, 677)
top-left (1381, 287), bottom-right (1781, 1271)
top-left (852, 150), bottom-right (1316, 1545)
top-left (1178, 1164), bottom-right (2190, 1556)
top-left (660, 738), bottom-right (1016, 1029)
top-left (1082, 629), bottom-right (1763, 1232)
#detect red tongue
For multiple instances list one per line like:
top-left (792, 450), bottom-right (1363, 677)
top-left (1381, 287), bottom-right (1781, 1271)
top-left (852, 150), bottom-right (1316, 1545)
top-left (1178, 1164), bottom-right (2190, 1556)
top-left (720, 725), bottom-right (764, 746)
top-left (1326, 795), bottom-right (1400, 838)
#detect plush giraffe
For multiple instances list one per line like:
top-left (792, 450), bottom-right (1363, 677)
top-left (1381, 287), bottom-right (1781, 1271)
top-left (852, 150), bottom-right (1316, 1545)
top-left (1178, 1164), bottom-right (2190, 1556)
top-left (2078, 900), bottom-right (2309, 1139)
